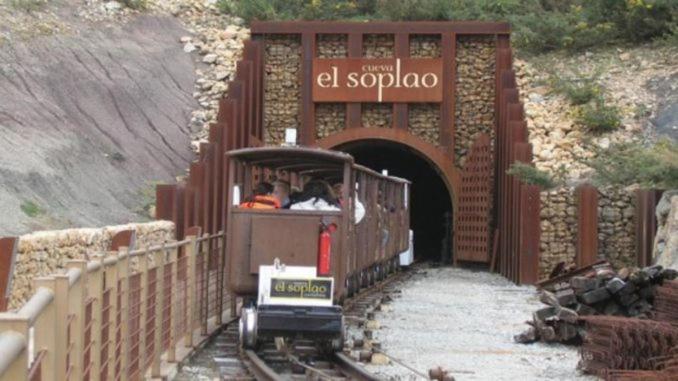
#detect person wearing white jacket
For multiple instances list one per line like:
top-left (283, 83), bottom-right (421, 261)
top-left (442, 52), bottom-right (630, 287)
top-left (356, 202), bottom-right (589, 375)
top-left (290, 180), bottom-right (340, 211)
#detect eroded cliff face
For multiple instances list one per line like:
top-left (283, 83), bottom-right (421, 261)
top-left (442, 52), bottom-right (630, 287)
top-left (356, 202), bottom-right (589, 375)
top-left (655, 192), bottom-right (678, 270)
top-left (0, 15), bottom-right (197, 235)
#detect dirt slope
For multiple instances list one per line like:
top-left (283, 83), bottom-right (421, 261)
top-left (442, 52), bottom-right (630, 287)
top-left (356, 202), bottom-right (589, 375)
top-left (0, 15), bottom-right (197, 235)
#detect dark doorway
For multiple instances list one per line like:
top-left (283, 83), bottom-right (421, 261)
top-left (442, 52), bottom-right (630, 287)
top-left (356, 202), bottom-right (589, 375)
top-left (336, 140), bottom-right (453, 263)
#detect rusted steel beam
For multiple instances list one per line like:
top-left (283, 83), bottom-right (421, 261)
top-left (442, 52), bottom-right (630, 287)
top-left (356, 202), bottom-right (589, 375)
top-left (236, 60), bottom-right (254, 148)
top-left (173, 184), bottom-right (186, 240)
top-left (227, 81), bottom-right (245, 149)
top-left (301, 33), bottom-right (316, 145)
top-left (392, 33), bottom-right (409, 130)
top-left (251, 21), bottom-right (511, 35)
top-left (635, 189), bottom-right (663, 267)
top-left (519, 183), bottom-right (541, 284)
top-left (0, 237), bottom-right (18, 311)
top-left (576, 184), bottom-right (599, 268)
top-left (155, 184), bottom-right (176, 222)
top-left (110, 230), bottom-right (136, 251)
top-left (438, 32), bottom-right (455, 152)
top-left (346, 33), bottom-right (362, 128)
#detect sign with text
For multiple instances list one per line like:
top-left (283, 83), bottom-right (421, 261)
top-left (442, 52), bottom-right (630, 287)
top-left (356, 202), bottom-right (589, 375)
top-left (313, 58), bottom-right (443, 103)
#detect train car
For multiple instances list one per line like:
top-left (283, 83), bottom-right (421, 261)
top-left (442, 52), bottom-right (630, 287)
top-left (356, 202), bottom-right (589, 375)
top-left (224, 147), bottom-right (410, 349)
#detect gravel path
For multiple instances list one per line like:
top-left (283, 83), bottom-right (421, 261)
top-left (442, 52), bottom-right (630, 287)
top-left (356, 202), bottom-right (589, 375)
top-left (364, 267), bottom-right (597, 380)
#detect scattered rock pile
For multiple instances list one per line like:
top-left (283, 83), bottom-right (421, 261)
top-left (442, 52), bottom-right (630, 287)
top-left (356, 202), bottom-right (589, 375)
top-left (152, 0), bottom-right (249, 151)
top-left (516, 262), bottom-right (678, 344)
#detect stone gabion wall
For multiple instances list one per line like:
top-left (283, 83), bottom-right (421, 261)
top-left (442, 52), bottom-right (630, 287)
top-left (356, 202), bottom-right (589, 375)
top-left (316, 103), bottom-right (346, 139)
top-left (454, 36), bottom-right (496, 167)
top-left (315, 35), bottom-right (347, 138)
top-left (362, 35), bottom-right (394, 128)
top-left (408, 36), bottom-right (441, 145)
top-left (362, 103), bottom-right (392, 128)
top-left (409, 103), bottom-right (440, 144)
top-left (9, 221), bottom-right (175, 310)
top-left (410, 35), bottom-right (441, 58)
top-left (539, 187), bottom-right (577, 280)
top-left (598, 187), bottom-right (636, 269)
top-left (363, 34), bottom-right (394, 58)
top-left (317, 34), bottom-right (347, 58)
top-left (263, 35), bottom-right (301, 145)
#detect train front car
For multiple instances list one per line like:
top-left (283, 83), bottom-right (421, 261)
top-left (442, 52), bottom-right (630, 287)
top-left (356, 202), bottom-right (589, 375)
top-left (225, 147), bottom-right (353, 350)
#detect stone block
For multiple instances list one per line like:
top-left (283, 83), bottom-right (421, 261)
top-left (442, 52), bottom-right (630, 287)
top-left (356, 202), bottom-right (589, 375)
top-left (605, 278), bottom-right (626, 294)
top-left (570, 276), bottom-right (600, 294)
top-left (581, 287), bottom-right (611, 305)
top-left (574, 303), bottom-right (597, 316)
top-left (558, 322), bottom-right (578, 341)
top-left (555, 288), bottom-right (577, 306)
top-left (514, 327), bottom-right (539, 344)
top-left (556, 307), bottom-right (579, 323)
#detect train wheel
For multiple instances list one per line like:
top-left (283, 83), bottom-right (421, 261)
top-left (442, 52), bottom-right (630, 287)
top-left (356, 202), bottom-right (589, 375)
top-left (239, 307), bottom-right (258, 349)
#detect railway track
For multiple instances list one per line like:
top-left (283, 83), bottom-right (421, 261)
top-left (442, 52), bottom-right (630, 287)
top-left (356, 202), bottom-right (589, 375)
top-left (209, 266), bottom-right (417, 381)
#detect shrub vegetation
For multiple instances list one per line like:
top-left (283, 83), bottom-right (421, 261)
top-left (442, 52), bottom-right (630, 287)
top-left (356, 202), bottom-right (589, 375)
top-left (507, 162), bottom-right (560, 189)
top-left (218, 0), bottom-right (678, 53)
top-left (577, 139), bottom-right (678, 189)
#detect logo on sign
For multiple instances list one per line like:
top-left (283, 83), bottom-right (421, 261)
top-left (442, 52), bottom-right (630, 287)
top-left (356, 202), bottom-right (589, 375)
top-left (270, 278), bottom-right (332, 300)
top-left (313, 58), bottom-right (443, 103)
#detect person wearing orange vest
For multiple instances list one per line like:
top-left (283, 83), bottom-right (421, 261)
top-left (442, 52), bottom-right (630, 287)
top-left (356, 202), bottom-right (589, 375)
top-left (240, 182), bottom-right (281, 209)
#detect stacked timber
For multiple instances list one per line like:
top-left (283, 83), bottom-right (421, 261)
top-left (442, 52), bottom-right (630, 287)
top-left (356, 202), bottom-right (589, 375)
top-left (515, 263), bottom-right (678, 344)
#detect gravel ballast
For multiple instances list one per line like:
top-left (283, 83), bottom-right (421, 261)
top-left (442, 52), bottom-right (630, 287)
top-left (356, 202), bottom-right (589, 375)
top-left (364, 267), bottom-right (596, 380)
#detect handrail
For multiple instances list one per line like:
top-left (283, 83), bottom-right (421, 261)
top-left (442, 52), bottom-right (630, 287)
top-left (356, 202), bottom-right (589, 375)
top-left (17, 288), bottom-right (53, 326)
top-left (0, 332), bottom-right (26, 375)
top-left (0, 231), bottom-right (230, 380)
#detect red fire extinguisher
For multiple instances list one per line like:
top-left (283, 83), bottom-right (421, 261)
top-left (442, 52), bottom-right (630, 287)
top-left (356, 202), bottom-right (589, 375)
top-left (317, 222), bottom-right (337, 276)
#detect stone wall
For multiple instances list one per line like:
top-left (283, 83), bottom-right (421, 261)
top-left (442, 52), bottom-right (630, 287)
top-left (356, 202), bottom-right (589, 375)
top-left (263, 34), bottom-right (301, 145)
top-left (454, 36), bottom-right (496, 166)
top-left (410, 35), bottom-right (441, 58)
top-left (598, 187), bottom-right (636, 269)
top-left (362, 103), bottom-right (392, 128)
top-left (9, 221), bottom-right (174, 310)
top-left (538, 185), bottom-right (638, 280)
top-left (316, 103), bottom-right (345, 139)
top-left (409, 103), bottom-right (439, 144)
top-left (539, 187), bottom-right (578, 279)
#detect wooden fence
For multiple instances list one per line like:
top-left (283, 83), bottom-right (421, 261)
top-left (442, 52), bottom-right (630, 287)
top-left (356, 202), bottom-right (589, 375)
top-left (0, 232), bottom-right (227, 381)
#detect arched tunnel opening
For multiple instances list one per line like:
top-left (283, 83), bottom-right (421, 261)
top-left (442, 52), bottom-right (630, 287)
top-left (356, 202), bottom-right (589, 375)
top-left (335, 140), bottom-right (453, 263)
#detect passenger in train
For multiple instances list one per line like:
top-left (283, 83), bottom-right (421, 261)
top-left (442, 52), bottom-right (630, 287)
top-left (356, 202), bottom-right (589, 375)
top-left (272, 180), bottom-right (291, 208)
top-left (239, 182), bottom-right (281, 209)
top-left (289, 180), bottom-right (340, 211)
top-left (332, 183), bottom-right (366, 224)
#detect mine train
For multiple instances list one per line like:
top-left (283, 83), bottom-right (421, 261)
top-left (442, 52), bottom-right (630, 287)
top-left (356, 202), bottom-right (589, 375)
top-left (225, 147), bottom-right (412, 349)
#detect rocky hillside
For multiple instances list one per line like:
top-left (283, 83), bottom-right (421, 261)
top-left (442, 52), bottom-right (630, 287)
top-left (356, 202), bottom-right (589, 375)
top-left (0, 0), bottom-right (247, 235)
top-left (516, 45), bottom-right (677, 180)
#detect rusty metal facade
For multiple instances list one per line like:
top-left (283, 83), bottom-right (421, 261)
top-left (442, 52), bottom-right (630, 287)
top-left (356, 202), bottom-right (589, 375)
top-left (493, 35), bottom-right (541, 284)
top-left (454, 133), bottom-right (493, 263)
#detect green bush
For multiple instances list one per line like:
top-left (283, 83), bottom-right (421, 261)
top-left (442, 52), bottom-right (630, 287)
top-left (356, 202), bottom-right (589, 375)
top-left (507, 162), bottom-right (558, 189)
top-left (220, 0), bottom-right (677, 54)
top-left (577, 138), bottom-right (678, 189)
top-left (120, 0), bottom-right (147, 10)
top-left (576, 98), bottom-right (622, 133)
top-left (20, 200), bottom-right (43, 217)
top-left (550, 73), bottom-right (601, 106)
top-left (9, 0), bottom-right (47, 12)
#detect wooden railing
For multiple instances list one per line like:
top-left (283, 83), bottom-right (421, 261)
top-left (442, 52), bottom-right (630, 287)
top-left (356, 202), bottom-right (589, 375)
top-left (0, 232), bottom-right (228, 381)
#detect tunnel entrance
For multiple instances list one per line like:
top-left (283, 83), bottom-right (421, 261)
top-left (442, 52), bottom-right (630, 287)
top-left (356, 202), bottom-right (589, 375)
top-left (335, 140), bottom-right (453, 263)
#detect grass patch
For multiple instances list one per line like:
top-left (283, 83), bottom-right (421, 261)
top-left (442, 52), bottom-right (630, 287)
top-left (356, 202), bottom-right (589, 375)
top-left (576, 138), bottom-right (678, 189)
top-left (8, 0), bottom-right (47, 12)
top-left (550, 72), bottom-right (602, 106)
top-left (576, 98), bottom-right (622, 133)
top-left (120, 0), bottom-right (147, 10)
top-left (20, 200), bottom-right (43, 217)
top-left (507, 162), bottom-right (562, 189)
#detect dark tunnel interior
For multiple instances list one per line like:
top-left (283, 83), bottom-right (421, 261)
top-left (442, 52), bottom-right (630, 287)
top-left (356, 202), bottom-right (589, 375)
top-left (336, 140), bottom-right (453, 263)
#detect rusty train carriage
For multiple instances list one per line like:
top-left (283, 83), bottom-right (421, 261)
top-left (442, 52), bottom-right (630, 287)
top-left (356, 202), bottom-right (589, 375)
top-left (225, 147), bottom-right (410, 302)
